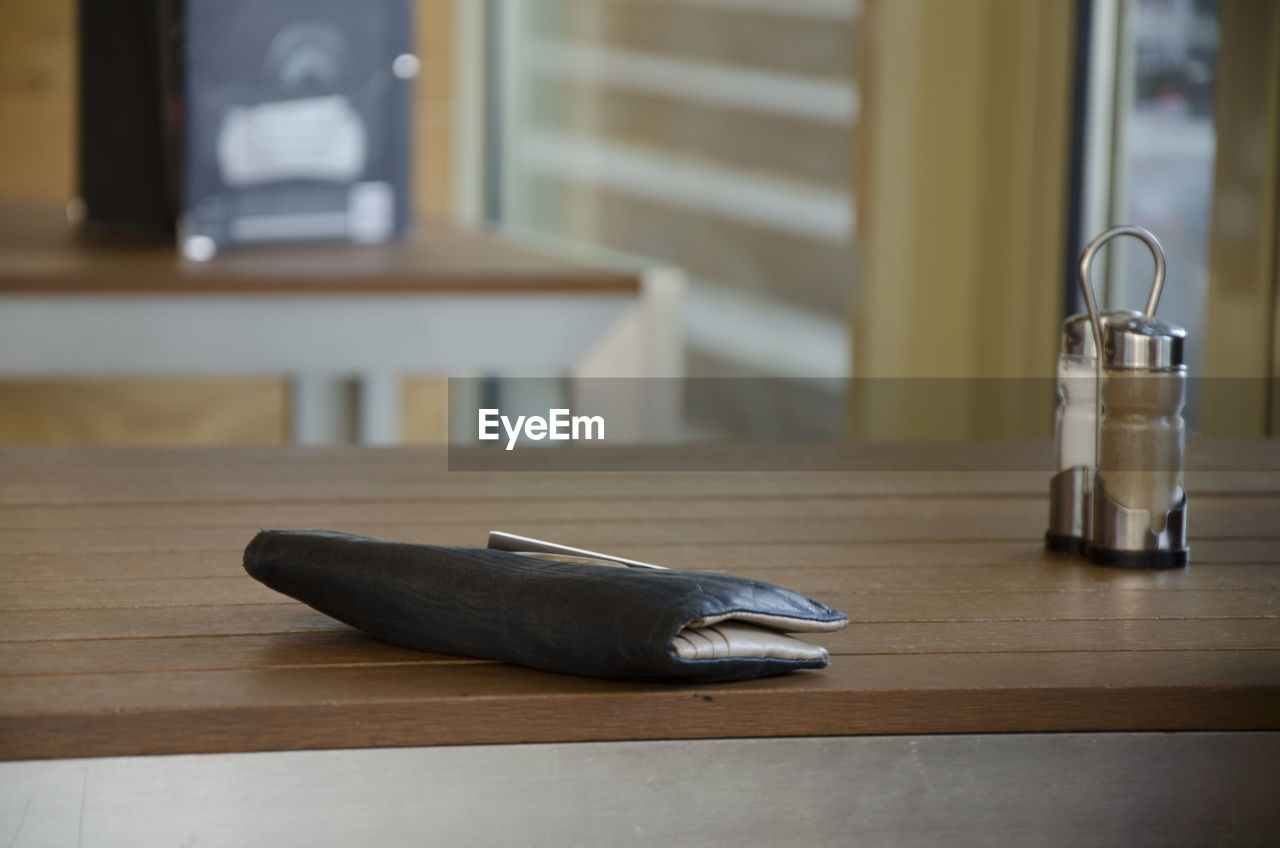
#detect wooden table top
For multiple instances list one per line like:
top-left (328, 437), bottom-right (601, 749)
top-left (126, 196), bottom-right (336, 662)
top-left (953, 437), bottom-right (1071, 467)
top-left (0, 205), bottom-right (640, 295)
top-left (1, 442), bottom-right (1277, 761)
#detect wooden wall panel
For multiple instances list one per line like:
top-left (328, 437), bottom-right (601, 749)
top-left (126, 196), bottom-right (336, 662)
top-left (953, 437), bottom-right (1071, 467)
top-left (413, 0), bottom-right (456, 218)
top-left (0, 0), bottom-right (75, 203)
top-left (400, 376), bottom-right (449, 444)
top-left (0, 379), bottom-right (288, 446)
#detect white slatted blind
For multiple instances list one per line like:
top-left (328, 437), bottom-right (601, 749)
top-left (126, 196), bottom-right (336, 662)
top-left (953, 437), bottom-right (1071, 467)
top-left (495, 0), bottom-right (858, 377)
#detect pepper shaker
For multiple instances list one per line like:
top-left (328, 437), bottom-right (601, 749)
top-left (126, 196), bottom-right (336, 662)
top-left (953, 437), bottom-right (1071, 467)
top-left (1076, 226), bottom-right (1189, 568)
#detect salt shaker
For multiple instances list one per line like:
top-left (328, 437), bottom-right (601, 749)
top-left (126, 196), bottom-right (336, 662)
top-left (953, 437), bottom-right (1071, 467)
top-left (1077, 226), bottom-right (1189, 568)
top-left (1045, 309), bottom-right (1137, 555)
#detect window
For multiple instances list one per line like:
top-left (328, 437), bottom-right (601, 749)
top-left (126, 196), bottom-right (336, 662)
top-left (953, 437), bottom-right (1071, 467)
top-left (487, 0), bottom-right (858, 388)
top-left (1077, 0), bottom-right (1221, 425)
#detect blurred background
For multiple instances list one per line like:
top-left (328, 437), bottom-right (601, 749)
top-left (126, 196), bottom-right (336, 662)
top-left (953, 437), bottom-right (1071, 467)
top-left (0, 0), bottom-right (1275, 447)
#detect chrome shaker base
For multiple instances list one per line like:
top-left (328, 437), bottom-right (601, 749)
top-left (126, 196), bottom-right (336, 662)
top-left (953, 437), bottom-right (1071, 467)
top-left (1088, 483), bottom-right (1189, 569)
top-left (1044, 530), bottom-right (1088, 556)
top-left (1088, 544), bottom-right (1189, 569)
top-left (1045, 466), bottom-right (1091, 556)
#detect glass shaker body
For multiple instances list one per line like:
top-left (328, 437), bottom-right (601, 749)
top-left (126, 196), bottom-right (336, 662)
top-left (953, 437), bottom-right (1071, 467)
top-left (1052, 311), bottom-right (1138, 471)
top-left (1096, 368), bottom-right (1186, 520)
top-left (1055, 351), bottom-right (1096, 472)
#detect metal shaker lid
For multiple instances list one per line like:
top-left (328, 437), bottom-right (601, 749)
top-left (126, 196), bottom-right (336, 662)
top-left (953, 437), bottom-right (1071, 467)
top-left (1102, 315), bottom-right (1186, 370)
top-left (1062, 310), bottom-right (1140, 357)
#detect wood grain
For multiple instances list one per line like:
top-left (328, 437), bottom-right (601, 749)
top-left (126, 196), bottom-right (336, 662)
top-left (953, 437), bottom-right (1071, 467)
top-left (0, 443), bottom-right (1277, 761)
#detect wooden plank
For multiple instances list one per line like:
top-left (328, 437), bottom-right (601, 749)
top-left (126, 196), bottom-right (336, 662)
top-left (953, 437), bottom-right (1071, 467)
top-left (0, 515), bottom-right (1069, 554)
top-left (0, 632), bottom-right (485, 677)
top-left (8, 649), bottom-right (1278, 719)
top-left (0, 605), bottom-right (341, 643)
top-left (3, 586), bottom-right (1274, 646)
top-left (826, 618), bottom-right (1280, 655)
top-left (3, 437), bottom-right (1270, 470)
top-left (0, 491), bottom-right (1274, 531)
top-left (821, 589), bottom-right (1280, 622)
top-left (1, 652), bottom-right (1277, 760)
top-left (1, 493), bottom-right (1042, 528)
top-left (3, 567), bottom-right (1278, 616)
top-left (0, 518), bottom-right (1060, 555)
top-left (0, 459), bottom-right (1266, 503)
top-left (0, 577), bottom-right (279, 611)
top-left (731, 562), bottom-right (1280, 593)
top-left (3, 444), bottom-right (1277, 505)
top-left (4, 617), bottom-right (1278, 679)
top-left (1, 540), bottom-right (1277, 588)
top-left (1, 510), bottom-right (1276, 558)
top-left (0, 470), bottom-right (1060, 504)
top-left (5, 559), bottom-right (1277, 596)
top-left (0, 550), bottom-right (239, 581)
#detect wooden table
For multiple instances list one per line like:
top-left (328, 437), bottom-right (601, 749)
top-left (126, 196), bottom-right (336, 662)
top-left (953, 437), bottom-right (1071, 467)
top-left (1, 443), bottom-right (1277, 846)
top-left (0, 205), bottom-right (683, 444)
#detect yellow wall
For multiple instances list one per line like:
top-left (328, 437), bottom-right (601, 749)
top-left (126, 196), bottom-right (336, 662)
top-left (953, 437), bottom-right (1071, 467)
top-left (1202, 0), bottom-right (1280, 436)
top-left (853, 0), bottom-right (1076, 438)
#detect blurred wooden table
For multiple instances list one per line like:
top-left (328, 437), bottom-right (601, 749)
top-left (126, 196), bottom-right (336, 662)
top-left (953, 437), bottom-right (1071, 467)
top-left (0, 443), bottom-right (1277, 846)
top-left (0, 205), bottom-right (683, 444)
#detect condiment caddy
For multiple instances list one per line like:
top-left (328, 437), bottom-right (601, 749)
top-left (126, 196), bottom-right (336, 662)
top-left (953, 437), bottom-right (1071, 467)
top-left (1047, 226), bottom-right (1189, 568)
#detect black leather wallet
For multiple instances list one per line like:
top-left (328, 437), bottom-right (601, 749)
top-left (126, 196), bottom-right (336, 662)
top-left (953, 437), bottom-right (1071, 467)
top-left (244, 529), bottom-right (848, 683)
